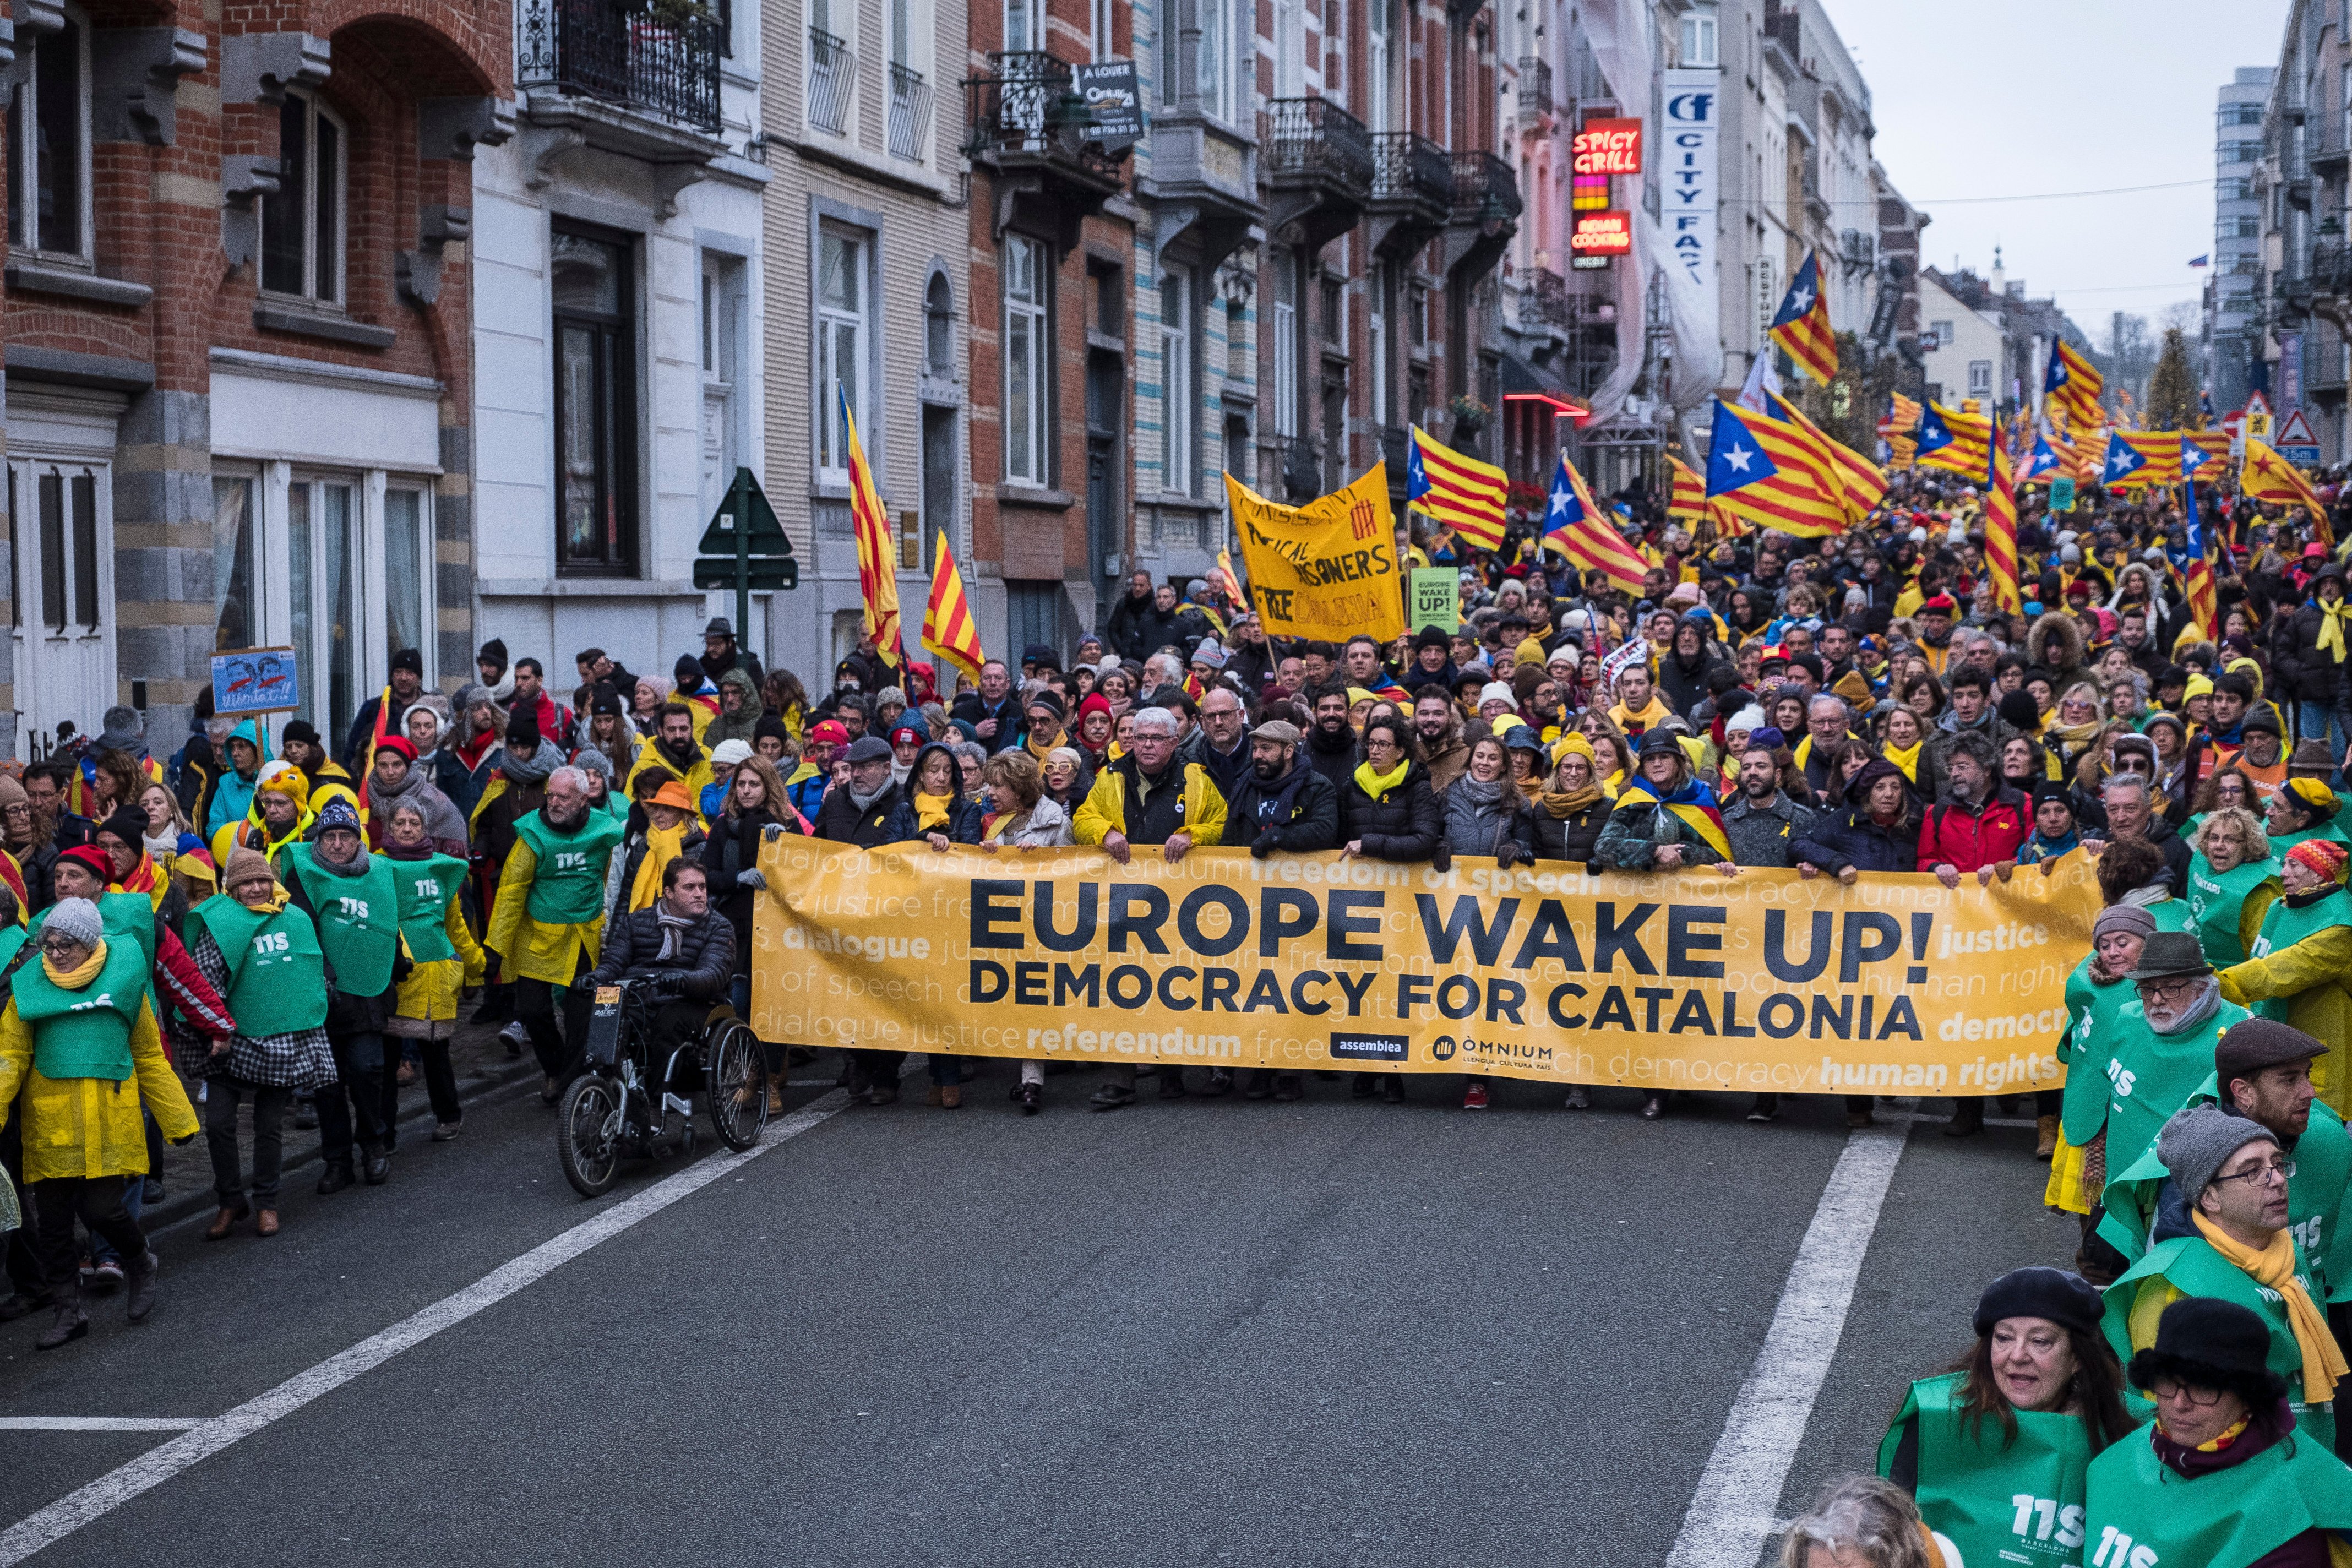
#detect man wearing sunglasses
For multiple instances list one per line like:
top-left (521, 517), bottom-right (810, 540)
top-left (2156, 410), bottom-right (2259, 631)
top-left (2104, 1101), bottom-right (2349, 1450)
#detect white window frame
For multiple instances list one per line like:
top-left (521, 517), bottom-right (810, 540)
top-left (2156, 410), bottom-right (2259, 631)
top-left (1323, 0), bottom-right (1346, 105)
top-left (816, 225), bottom-right (873, 483)
top-left (1364, 0), bottom-right (1389, 130)
top-left (1272, 257), bottom-right (1299, 438)
top-left (6, 8), bottom-right (92, 262)
top-left (1679, 8), bottom-right (1717, 68)
top-left (1004, 0), bottom-right (1042, 51)
top-left (1003, 235), bottom-right (1050, 486)
top-left (1160, 262), bottom-right (1194, 495)
top-left (260, 467), bottom-right (437, 744)
top-left (1091, 0), bottom-right (1113, 60)
top-left (1200, 0), bottom-right (1233, 124)
top-left (258, 88), bottom-right (347, 306)
top-left (1369, 263), bottom-right (1389, 426)
top-left (1930, 319), bottom-right (1954, 348)
top-left (1968, 359), bottom-right (1992, 399)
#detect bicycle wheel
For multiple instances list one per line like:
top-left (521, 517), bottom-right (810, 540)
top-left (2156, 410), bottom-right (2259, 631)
top-left (704, 1020), bottom-right (769, 1151)
top-left (557, 1074), bottom-right (624, 1197)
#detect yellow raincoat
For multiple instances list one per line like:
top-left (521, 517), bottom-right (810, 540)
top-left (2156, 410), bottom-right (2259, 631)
top-left (391, 897), bottom-right (489, 1038)
top-left (0, 994), bottom-right (195, 1182)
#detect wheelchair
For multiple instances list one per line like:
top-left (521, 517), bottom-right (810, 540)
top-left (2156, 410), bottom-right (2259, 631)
top-left (555, 973), bottom-right (769, 1197)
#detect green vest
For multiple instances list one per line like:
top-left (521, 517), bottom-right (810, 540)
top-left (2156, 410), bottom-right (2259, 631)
top-left (2061, 959), bottom-right (2142, 1145)
top-left (0, 924), bottom-right (28, 973)
top-left (2248, 889), bottom-right (2352, 1023)
top-left (2083, 1423), bottom-right (2352, 1568)
top-left (281, 843), bottom-right (401, 997)
top-left (1877, 1373), bottom-right (2098, 1568)
top-left (2103, 1233), bottom-right (2336, 1450)
top-left (514, 810), bottom-right (624, 927)
top-left (389, 854), bottom-right (469, 965)
top-left (10, 935), bottom-right (149, 1081)
top-left (2146, 896), bottom-right (2197, 935)
top-left (2101, 1000), bottom-right (2251, 1184)
top-left (2269, 822), bottom-right (2352, 858)
top-left (185, 894), bottom-right (330, 1037)
top-left (2186, 854), bottom-right (2283, 967)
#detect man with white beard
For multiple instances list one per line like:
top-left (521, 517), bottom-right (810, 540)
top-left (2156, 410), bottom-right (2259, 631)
top-left (2097, 932), bottom-right (2252, 1193)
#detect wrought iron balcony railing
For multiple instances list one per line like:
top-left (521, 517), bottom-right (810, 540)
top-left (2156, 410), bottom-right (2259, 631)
top-left (888, 60), bottom-right (931, 158)
top-left (1266, 97), bottom-right (1374, 192)
top-left (807, 28), bottom-right (857, 134)
top-left (518, 0), bottom-right (724, 132)
top-left (1517, 57), bottom-right (1552, 121)
top-left (1371, 131), bottom-right (1452, 208)
top-left (1525, 266), bottom-right (1568, 325)
top-left (963, 50), bottom-right (1124, 179)
top-left (1450, 149), bottom-right (1521, 222)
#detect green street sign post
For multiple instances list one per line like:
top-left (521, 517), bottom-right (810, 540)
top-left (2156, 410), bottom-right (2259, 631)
top-left (696, 466), bottom-right (797, 634)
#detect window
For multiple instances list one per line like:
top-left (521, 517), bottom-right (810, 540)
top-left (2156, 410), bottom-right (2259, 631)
top-left (260, 90), bottom-right (344, 303)
top-left (1277, 0), bottom-right (1305, 98)
top-left (1272, 254), bottom-right (1299, 437)
top-left (1160, 264), bottom-right (1193, 494)
top-left (9, 449), bottom-right (113, 746)
top-left (1365, 0), bottom-right (1390, 129)
top-left (1679, 8), bottom-right (1717, 67)
top-left (1322, 275), bottom-right (1344, 347)
top-left (1091, 0), bottom-right (1113, 60)
top-left (925, 272), bottom-right (956, 378)
top-left (6, 15), bottom-right (87, 257)
top-left (214, 477), bottom-right (257, 651)
top-left (551, 226), bottom-right (637, 574)
top-left (1323, 0), bottom-right (1344, 103)
top-left (2217, 177), bottom-right (2252, 201)
top-left (1200, 0), bottom-right (1232, 122)
top-left (817, 227), bottom-right (869, 480)
top-left (1369, 264), bottom-right (1390, 425)
top-left (1929, 318), bottom-right (1953, 347)
top-left (288, 477), bottom-right (357, 741)
top-left (808, 0), bottom-right (855, 137)
top-left (1968, 360), bottom-right (1992, 398)
top-left (1225, 299), bottom-right (1247, 383)
top-left (384, 488), bottom-right (429, 673)
top-left (1005, 0), bottom-right (1041, 50)
top-left (1003, 235), bottom-right (1050, 484)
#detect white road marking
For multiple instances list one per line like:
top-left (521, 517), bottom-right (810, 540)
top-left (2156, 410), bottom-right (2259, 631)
top-left (0, 1419), bottom-right (205, 1433)
top-left (1664, 1124), bottom-right (1909, 1568)
top-left (0, 1089), bottom-right (854, 1566)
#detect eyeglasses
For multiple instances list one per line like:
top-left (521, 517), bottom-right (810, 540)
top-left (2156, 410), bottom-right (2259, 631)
top-left (2143, 1377), bottom-right (2227, 1406)
top-left (2214, 1157), bottom-right (2295, 1188)
top-left (37, 937), bottom-right (83, 957)
top-left (2137, 976), bottom-right (2207, 999)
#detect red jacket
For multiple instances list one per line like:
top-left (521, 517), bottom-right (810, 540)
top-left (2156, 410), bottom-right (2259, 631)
top-left (1918, 787), bottom-right (2028, 872)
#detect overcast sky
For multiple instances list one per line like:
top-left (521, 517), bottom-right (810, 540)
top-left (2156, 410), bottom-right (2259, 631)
top-left (1816, 0), bottom-right (2291, 355)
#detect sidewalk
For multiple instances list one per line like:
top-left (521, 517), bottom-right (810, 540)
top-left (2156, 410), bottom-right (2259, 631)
top-left (148, 1020), bottom-right (540, 1231)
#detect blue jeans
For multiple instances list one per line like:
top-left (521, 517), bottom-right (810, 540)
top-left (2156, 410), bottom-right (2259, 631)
top-left (2299, 701), bottom-right (2346, 756)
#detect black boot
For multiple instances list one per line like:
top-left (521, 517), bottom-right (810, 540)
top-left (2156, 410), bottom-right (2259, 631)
top-left (35, 1283), bottom-right (86, 1350)
top-left (317, 1161), bottom-right (356, 1195)
top-left (1944, 1097), bottom-right (1985, 1138)
top-left (124, 1250), bottom-right (159, 1324)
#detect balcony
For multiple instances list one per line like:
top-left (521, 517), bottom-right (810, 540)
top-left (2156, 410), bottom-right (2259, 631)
top-left (1523, 266), bottom-right (1569, 326)
top-left (1378, 424), bottom-right (1410, 486)
top-left (963, 51), bottom-right (1129, 243)
top-left (1265, 97), bottom-right (1374, 251)
top-left (1139, 85), bottom-right (1264, 274)
top-left (1444, 150), bottom-right (1520, 277)
top-left (1366, 130), bottom-right (1451, 257)
top-left (2314, 243), bottom-right (2352, 295)
top-left (1517, 57), bottom-right (1552, 126)
top-left (807, 29), bottom-right (857, 135)
top-left (520, 0), bottom-right (720, 132)
top-left (2315, 119), bottom-right (2351, 173)
top-left (887, 61), bottom-right (932, 159)
top-left (1278, 434), bottom-right (1322, 504)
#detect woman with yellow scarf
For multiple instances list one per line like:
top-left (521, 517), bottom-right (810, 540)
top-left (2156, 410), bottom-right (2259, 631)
top-left (885, 742), bottom-right (982, 849)
top-left (605, 777), bottom-right (708, 922)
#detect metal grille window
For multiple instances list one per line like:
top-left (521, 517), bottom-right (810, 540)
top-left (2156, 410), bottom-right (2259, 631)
top-left (1004, 235), bottom-right (1050, 484)
top-left (260, 91), bottom-right (344, 303)
top-left (818, 228), bottom-right (869, 479)
top-left (5, 14), bottom-right (88, 258)
top-left (551, 227), bottom-right (637, 574)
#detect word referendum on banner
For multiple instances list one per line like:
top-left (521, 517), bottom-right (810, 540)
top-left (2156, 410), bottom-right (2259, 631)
top-left (753, 840), bottom-right (2100, 1094)
top-left (1226, 465), bottom-right (1408, 644)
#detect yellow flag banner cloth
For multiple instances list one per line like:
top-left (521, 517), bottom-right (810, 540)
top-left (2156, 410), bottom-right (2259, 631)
top-left (753, 840), bottom-right (2100, 1093)
top-left (1226, 464), bottom-right (1407, 644)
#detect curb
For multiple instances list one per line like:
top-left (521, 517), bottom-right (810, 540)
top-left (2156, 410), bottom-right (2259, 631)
top-left (143, 1055), bottom-right (545, 1235)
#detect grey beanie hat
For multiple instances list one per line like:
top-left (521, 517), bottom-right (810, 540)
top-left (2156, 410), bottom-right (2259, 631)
top-left (43, 897), bottom-right (103, 951)
top-left (2091, 903), bottom-right (2159, 944)
top-left (2157, 1103), bottom-right (2279, 1209)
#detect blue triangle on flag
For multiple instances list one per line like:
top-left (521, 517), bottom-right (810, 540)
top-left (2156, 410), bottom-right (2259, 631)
top-left (1705, 403), bottom-right (1780, 496)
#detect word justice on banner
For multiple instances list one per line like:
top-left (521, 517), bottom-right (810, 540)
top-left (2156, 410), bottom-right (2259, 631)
top-left (752, 840), bottom-right (2100, 1096)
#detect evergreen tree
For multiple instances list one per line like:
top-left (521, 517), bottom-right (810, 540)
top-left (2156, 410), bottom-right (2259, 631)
top-left (2146, 325), bottom-right (2195, 431)
top-left (1793, 332), bottom-right (1899, 455)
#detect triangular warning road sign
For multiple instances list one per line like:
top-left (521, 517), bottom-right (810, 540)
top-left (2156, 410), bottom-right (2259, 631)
top-left (2276, 407), bottom-right (2320, 447)
top-left (2246, 391), bottom-right (2272, 420)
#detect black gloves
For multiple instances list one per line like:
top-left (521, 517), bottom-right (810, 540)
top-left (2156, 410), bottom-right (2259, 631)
top-left (1251, 828), bottom-right (1281, 859)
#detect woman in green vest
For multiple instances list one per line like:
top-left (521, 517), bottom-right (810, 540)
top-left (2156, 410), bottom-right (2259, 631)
top-left (380, 801), bottom-right (483, 1143)
top-left (0, 896), bottom-right (197, 1348)
top-left (2185, 807), bottom-right (2281, 967)
top-left (181, 845), bottom-right (337, 1239)
top-left (280, 799), bottom-right (407, 1189)
top-left (2087, 1296), bottom-right (2352, 1567)
top-left (2219, 837), bottom-right (2352, 1120)
top-left (2048, 905), bottom-right (2157, 1229)
top-left (1880, 1267), bottom-right (2135, 1568)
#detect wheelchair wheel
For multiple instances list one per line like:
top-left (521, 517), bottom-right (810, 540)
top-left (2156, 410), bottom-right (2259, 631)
top-left (557, 1074), bottom-right (625, 1197)
top-left (705, 1020), bottom-right (769, 1151)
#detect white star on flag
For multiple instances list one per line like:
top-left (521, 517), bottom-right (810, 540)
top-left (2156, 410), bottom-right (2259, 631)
top-left (1723, 443), bottom-right (1755, 472)
top-left (1549, 488), bottom-right (1571, 517)
top-left (1788, 287), bottom-right (1813, 315)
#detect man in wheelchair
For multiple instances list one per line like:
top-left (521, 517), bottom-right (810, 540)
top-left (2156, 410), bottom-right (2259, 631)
top-left (586, 859), bottom-right (735, 1149)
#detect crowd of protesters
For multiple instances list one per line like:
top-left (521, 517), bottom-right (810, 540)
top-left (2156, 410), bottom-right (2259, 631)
top-left (13, 450), bottom-right (2352, 1557)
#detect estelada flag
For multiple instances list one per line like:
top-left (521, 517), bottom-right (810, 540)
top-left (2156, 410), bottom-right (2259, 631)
top-left (1914, 401), bottom-right (1992, 477)
top-left (921, 531), bottom-right (984, 685)
top-left (1767, 252), bottom-right (1839, 386)
top-left (841, 385), bottom-right (901, 665)
top-left (1406, 426), bottom-right (1506, 550)
top-left (2242, 435), bottom-right (2333, 544)
top-left (2044, 340), bottom-right (2104, 430)
top-left (2101, 430), bottom-right (2181, 489)
top-left (1665, 454), bottom-right (1709, 524)
top-left (1703, 400), bottom-right (1847, 538)
top-left (1543, 454), bottom-right (1648, 594)
top-left (1768, 392), bottom-right (1885, 522)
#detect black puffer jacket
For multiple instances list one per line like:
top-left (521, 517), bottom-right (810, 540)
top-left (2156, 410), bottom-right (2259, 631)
top-left (1337, 761), bottom-right (1442, 861)
top-left (587, 906), bottom-right (734, 1001)
top-left (1526, 799), bottom-right (1609, 867)
top-left (701, 805), bottom-right (793, 965)
top-left (881, 744), bottom-right (984, 843)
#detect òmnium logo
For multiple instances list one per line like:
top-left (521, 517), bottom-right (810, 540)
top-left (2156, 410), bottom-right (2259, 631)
top-left (1330, 1031), bottom-right (1409, 1063)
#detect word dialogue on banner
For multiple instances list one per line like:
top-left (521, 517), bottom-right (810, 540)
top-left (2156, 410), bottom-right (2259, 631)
top-left (752, 840), bottom-right (2100, 1095)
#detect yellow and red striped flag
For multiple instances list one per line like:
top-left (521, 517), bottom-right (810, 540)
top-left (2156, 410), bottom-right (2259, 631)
top-left (1769, 393), bottom-right (1885, 523)
top-left (921, 531), bottom-right (984, 684)
top-left (1406, 426), bottom-right (1507, 550)
top-left (2181, 429), bottom-right (2233, 468)
top-left (1915, 401), bottom-right (1992, 477)
top-left (1665, 454), bottom-right (1709, 524)
top-left (2044, 340), bottom-right (2104, 431)
top-left (1542, 454), bottom-right (1649, 593)
top-left (2100, 430), bottom-right (2182, 489)
top-left (2242, 435), bottom-right (2333, 545)
top-left (1702, 400), bottom-right (1848, 538)
top-left (1984, 432), bottom-right (2021, 615)
top-left (1884, 394), bottom-right (1921, 469)
top-left (842, 385), bottom-right (902, 665)
top-left (1766, 252), bottom-right (1839, 386)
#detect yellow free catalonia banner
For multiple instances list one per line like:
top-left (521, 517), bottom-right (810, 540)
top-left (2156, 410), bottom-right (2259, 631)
top-left (752, 838), bottom-right (2100, 1096)
top-left (1225, 464), bottom-right (1407, 645)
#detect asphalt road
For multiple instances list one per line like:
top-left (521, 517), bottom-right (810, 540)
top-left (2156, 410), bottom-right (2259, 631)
top-left (0, 1064), bottom-right (2071, 1567)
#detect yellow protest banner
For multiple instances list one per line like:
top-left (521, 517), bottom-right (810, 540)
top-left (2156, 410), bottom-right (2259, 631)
top-left (1225, 464), bottom-right (1406, 644)
top-left (753, 839), bottom-right (2100, 1096)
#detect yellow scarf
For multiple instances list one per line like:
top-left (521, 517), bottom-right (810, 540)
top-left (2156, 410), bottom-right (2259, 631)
top-left (1353, 759), bottom-right (1411, 802)
top-left (1026, 731), bottom-right (1061, 766)
top-left (2320, 601), bottom-right (2352, 664)
top-left (1609, 696), bottom-right (1670, 734)
top-left (628, 824), bottom-right (687, 911)
top-left (240, 887), bottom-right (292, 916)
top-left (1884, 739), bottom-right (1923, 783)
top-left (914, 791), bottom-right (955, 831)
top-left (2194, 1211), bottom-right (2350, 1406)
top-left (43, 941), bottom-right (107, 988)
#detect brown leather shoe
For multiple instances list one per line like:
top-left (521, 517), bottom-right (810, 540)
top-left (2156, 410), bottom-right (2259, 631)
top-left (254, 1210), bottom-right (280, 1238)
top-left (2035, 1114), bottom-right (2061, 1160)
top-left (940, 1084), bottom-right (962, 1109)
top-left (204, 1205), bottom-right (249, 1242)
